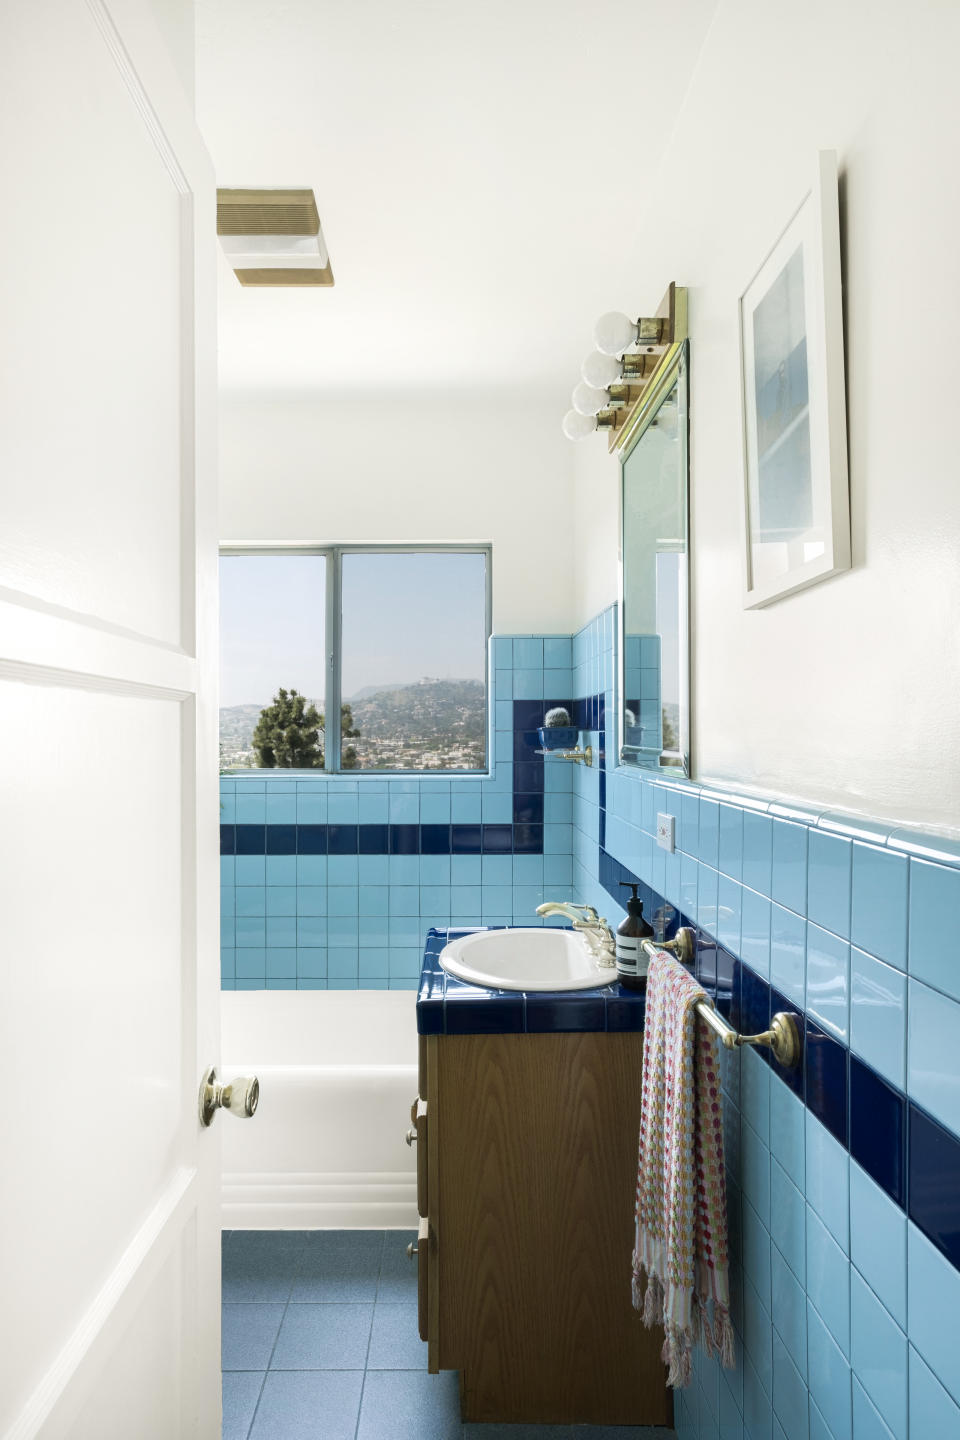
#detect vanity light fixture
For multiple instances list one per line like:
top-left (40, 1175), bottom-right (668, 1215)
top-left (562, 284), bottom-right (687, 449)
top-left (216, 188), bottom-right (334, 287)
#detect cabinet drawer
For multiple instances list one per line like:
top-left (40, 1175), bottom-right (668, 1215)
top-left (408, 1096), bottom-right (428, 1217)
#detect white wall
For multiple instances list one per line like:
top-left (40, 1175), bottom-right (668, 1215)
top-left (219, 391), bottom-right (578, 634)
top-left (146, 0), bottom-right (194, 104)
top-left (571, 0), bottom-right (960, 832)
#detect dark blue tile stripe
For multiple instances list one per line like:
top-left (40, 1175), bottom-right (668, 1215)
top-left (221, 819), bottom-right (548, 857)
top-left (596, 840), bottom-right (960, 1278)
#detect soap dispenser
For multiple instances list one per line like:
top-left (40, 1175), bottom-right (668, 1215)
top-left (616, 882), bottom-right (654, 989)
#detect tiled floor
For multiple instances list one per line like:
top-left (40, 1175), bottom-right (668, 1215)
top-left (222, 1230), bottom-right (676, 1440)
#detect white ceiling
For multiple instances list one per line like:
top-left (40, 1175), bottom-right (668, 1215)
top-left (196, 0), bottom-right (717, 395)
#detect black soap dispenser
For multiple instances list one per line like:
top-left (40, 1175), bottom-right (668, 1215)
top-left (616, 882), bottom-right (654, 989)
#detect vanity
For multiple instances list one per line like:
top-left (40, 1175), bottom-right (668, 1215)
top-left (412, 926), bottom-right (672, 1427)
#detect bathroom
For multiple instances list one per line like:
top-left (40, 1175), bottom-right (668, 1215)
top-left (3, 1), bottom-right (960, 1438)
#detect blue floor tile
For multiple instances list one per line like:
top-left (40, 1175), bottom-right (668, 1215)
top-left (249, 1371), bottom-right (365, 1440)
top-left (222, 1304), bottom-right (285, 1371)
top-left (291, 1230), bottom-right (384, 1303)
top-left (356, 1370), bottom-right (463, 1440)
top-left (367, 1304), bottom-right (429, 1369)
top-left (223, 1232), bottom-right (309, 1303)
top-left (376, 1230), bottom-right (420, 1301)
top-left (222, 1372), bottom-right (265, 1440)
top-left (271, 1303), bottom-right (373, 1370)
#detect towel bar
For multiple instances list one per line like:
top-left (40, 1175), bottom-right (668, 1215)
top-left (640, 935), bottom-right (802, 1070)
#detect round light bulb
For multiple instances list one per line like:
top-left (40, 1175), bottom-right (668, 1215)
top-left (562, 409), bottom-right (598, 441)
top-left (594, 310), bottom-right (638, 356)
top-left (571, 380), bottom-right (609, 416)
top-left (581, 350), bottom-right (623, 389)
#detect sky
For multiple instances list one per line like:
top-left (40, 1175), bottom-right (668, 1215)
top-left (219, 552), bottom-right (487, 709)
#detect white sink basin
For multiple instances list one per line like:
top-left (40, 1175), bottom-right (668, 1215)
top-left (439, 927), bottom-right (617, 992)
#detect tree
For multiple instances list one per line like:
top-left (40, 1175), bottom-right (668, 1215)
top-left (339, 703), bottom-right (362, 770)
top-left (253, 688), bottom-right (323, 768)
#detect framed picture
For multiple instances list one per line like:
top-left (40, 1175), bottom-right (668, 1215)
top-left (739, 150), bottom-right (850, 608)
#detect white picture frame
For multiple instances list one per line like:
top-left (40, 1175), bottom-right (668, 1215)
top-left (739, 150), bottom-right (850, 608)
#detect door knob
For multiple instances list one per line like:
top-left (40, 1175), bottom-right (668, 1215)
top-left (199, 1066), bottom-right (259, 1127)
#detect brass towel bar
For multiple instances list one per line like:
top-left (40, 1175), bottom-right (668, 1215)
top-left (640, 933), bottom-right (802, 1070)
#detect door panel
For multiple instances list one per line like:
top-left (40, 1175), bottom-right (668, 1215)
top-left (0, 0), bottom-right (219, 1434)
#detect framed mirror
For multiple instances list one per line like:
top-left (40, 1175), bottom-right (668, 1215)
top-left (619, 342), bottom-right (690, 773)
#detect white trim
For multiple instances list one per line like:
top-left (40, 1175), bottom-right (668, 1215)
top-left (223, 1170), bottom-right (417, 1231)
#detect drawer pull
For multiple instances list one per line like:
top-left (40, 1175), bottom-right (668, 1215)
top-left (407, 1241), bottom-right (418, 1258)
top-left (405, 1127), bottom-right (417, 1146)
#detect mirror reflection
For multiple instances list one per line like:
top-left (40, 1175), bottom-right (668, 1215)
top-left (620, 346), bottom-right (690, 773)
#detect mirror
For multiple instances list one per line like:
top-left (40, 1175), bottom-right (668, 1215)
top-left (619, 343), bottom-right (690, 773)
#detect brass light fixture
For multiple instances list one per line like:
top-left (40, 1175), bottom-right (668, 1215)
top-left (562, 283), bottom-right (687, 449)
top-left (216, 188), bottom-right (334, 287)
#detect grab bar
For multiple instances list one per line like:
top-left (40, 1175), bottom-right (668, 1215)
top-left (640, 934), bottom-right (802, 1070)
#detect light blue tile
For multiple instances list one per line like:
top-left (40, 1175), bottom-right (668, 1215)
top-left (808, 1397), bottom-right (835, 1440)
top-left (327, 886), bottom-right (358, 917)
top-left (771, 1246), bottom-right (807, 1380)
top-left (772, 1331), bottom-right (807, 1440)
top-left (771, 905), bottom-right (806, 1008)
top-left (359, 950), bottom-right (389, 978)
top-left (481, 790), bottom-right (512, 823)
top-left (388, 886), bottom-right (419, 917)
top-left (742, 1048), bottom-right (770, 1145)
top-left (481, 884), bottom-right (513, 915)
top-left (222, 1302), bottom-right (285, 1370)
top-left (852, 1377), bottom-right (896, 1440)
top-left (222, 1372), bottom-right (263, 1440)
top-left (770, 1081), bottom-right (805, 1188)
top-left (358, 855), bottom-right (389, 884)
top-left (420, 855), bottom-right (451, 885)
top-left (743, 1274), bottom-right (773, 1399)
top-left (849, 1162), bottom-right (907, 1330)
top-left (907, 978), bottom-right (960, 1135)
top-left (266, 915), bottom-right (297, 946)
top-left (698, 864), bottom-right (719, 936)
top-left (807, 1301), bottom-right (853, 1440)
top-left (544, 791), bottom-right (573, 823)
top-left (451, 792), bottom-right (482, 823)
top-left (297, 978), bottom-right (327, 990)
top-left (220, 856), bottom-right (236, 885)
top-left (544, 635), bottom-right (572, 669)
top-left (220, 949), bottom-right (235, 980)
top-left (544, 823), bottom-right (570, 854)
top-left (849, 948), bottom-right (906, 1089)
top-left (849, 842), bottom-right (908, 972)
top-left (266, 793), bottom-right (297, 824)
top-left (296, 949), bottom-right (327, 978)
top-left (909, 1346), bottom-right (960, 1439)
top-left (513, 636), bottom-right (543, 669)
top-left (366, 1303), bottom-right (428, 1370)
top-left (389, 793), bottom-right (419, 824)
top-left (680, 792), bottom-right (701, 857)
top-left (358, 886), bottom-right (388, 916)
top-left (236, 916), bottom-right (266, 947)
top-left (541, 854), bottom-right (570, 885)
top-left (543, 667), bottom-right (572, 695)
top-left (807, 1206), bottom-right (850, 1355)
top-left (235, 976), bottom-right (265, 990)
top-left (743, 1351), bottom-right (773, 1440)
top-left (805, 1112), bottom-right (849, 1252)
top-left (513, 668), bottom-right (543, 699)
top-left (718, 804), bottom-right (743, 880)
top-left (451, 856), bottom-right (481, 885)
top-left (718, 876), bottom-right (742, 953)
top-left (771, 819), bottom-right (808, 917)
top-left (359, 916), bottom-right (389, 946)
top-left (327, 917), bottom-right (359, 947)
top-left (419, 792), bottom-right (451, 824)
top-left (265, 856), bottom-right (296, 885)
top-left (680, 852), bottom-right (699, 918)
top-left (741, 890), bottom-right (772, 979)
top-left (389, 976), bottom-right (419, 990)
top-left (700, 799), bottom-right (720, 868)
top-left (266, 946), bottom-right (297, 977)
top-left (297, 792), bottom-right (327, 824)
top-left (450, 885), bottom-right (481, 913)
top-left (236, 794), bottom-right (267, 825)
top-left (266, 886), bottom-right (297, 916)
top-left (236, 889), bottom-right (266, 918)
top-left (808, 830), bottom-right (852, 940)
top-left (296, 856), bottom-right (326, 885)
top-left (389, 856), bottom-right (419, 885)
top-left (742, 1198), bottom-right (771, 1309)
top-left (298, 916), bottom-right (327, 946)
top-left (806, 924), bottom-right (850, 1042)
top-left (236, 856), bottom-right (267, 886)
top-left (743, 813), bottom-right (774, 898)
top-left (250, 1372), bottom-right (364, 1440)
top-left (908, 856), bottom-right (960, 1001)
top-left (908, 1221), bottom-right (960, 1405)
top-left (850, 1270), bottom-right (907, 1440)
top-left (491, 636), bottom-right (512, 669)
top-left (356, 1369), bottom-right (462, 1440)
top-left (358, 792), bottom-right (388, 824)
top-left (220, 793), bottom-right (236, 824)
top-left (327, 977), bottom-right (360, 991)
top-left (494, 667), bottom-right (513, 699)
top-left (742, 1119), bottom-right (771, 1227)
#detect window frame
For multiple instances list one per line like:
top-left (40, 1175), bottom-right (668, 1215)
top-left (219, 543), bottom-right (493, 776)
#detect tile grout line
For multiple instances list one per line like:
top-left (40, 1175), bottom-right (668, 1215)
top-left (241, 1233), bottom-right (305, 1440)
top-left (352, 1229), bottom-right (386, 1440)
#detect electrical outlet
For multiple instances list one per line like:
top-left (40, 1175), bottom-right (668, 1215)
top-left (656, 813), bottom-right (675, 853)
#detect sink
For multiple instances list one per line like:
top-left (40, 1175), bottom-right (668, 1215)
top-left (438, 927), bottom-right (617, 992)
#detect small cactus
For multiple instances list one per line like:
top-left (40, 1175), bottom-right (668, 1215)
top-left (544, 706), bottom-right (572, 727)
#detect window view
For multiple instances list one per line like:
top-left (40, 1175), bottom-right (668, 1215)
top-left (219, 548), bottom-right (489, 772)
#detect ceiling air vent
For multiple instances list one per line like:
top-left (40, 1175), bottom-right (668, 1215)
top-left (216, 188), bottom-right (333, 287)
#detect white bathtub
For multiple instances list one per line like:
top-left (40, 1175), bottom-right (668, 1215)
top-left (220, 992), bottom-right (419, 1229)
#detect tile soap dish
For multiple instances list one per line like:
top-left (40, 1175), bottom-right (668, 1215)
top-left (536, 726), bottom-right (593, 766)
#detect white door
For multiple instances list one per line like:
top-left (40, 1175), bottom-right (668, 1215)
top-left (0, 1), bottom-right (222, 1435)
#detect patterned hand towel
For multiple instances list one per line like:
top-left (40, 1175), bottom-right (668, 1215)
top-left (632, 949), bottom-right (734, 1387)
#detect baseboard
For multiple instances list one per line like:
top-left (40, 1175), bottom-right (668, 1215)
top-left (222, 1169), bottom-right (418, 1230)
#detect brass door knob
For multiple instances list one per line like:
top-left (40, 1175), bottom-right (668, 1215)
top-left (199, 1066), bottom-right (259, 1127)
top-left (405, 1127), bottom-right (417, 1146)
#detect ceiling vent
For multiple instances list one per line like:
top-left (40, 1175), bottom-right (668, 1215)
top-left (216, 189), bottom-right (333, 287)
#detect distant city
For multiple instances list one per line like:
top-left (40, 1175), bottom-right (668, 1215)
top-left (219, 677), bottom-right (486, 771)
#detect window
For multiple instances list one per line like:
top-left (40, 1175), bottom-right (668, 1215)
top-left (219, 547), bottom-right (490, 773)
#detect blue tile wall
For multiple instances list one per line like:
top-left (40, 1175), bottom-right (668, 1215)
top-left (567, 605), bottom-right (960, 1440)
top-left (221, 635), bottom-right (574, 991)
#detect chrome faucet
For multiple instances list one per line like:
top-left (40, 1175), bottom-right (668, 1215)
top-left (536, 901), bottom-right (617, 968)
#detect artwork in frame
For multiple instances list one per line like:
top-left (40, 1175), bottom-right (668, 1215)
top-left (739, 150), bottom-right (850, 608)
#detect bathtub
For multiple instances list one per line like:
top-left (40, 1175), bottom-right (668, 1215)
top-left (220, 991), bottom-right (419, 1229)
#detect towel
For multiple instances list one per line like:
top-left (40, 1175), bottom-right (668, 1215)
top-left (631, 949), bottom-right (734, 1387)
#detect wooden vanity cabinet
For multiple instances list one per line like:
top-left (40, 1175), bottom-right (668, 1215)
top-left (413, 1029), bottom-right (672, 1427)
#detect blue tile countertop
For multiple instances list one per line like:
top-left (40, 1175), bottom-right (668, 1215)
top-left (417, 927), bottom-right (648, 1036)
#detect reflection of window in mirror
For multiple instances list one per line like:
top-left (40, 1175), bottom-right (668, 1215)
top-left (620, 346), bottom-right (690, 774)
